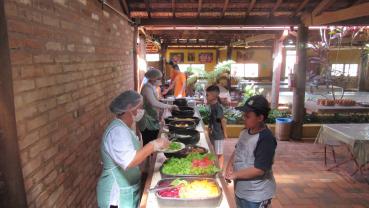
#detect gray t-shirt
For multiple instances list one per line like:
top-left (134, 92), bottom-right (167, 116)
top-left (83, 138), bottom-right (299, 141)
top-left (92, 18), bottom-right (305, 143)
top-left (234, 128), bottom-right (277, 202)
top-left (208, 102), bottom-right (224, 140)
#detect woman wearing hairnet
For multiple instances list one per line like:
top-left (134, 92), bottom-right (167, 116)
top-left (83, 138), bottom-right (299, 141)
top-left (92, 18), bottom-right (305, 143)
top-left (97, 90), bottom-right (169, 208)
top-left (138, 68), bottom-right (178, 145)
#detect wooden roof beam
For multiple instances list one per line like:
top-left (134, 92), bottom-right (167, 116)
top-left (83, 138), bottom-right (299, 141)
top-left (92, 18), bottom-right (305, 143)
top-left (271, 0), bottom-right (283, 16)
top-left (172, 0), bottom-right (176, 18)
top-left (118, 0), bottom-right (129, 16)
top-left (302, 2), bottom-right (369, 25)
top-left (293, 0), bottom-right (310, 16)
top-left (145, 0), bottom-right (151, 18)
top-left (221, 0), bottom-right (230, 18)
top-left (246, 0), bottom-right (256, 16)
top-left (311, 0), bottom-right (336, 17)
top-left (198, 0), bottom-right (202, 18)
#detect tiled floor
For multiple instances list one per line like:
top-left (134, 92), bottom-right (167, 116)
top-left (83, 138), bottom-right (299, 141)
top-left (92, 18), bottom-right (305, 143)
top-left (223, 139), bottom-right (369, 208)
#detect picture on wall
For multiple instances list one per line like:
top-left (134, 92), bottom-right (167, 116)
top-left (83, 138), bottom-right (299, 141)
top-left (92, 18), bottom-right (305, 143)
top-left (169, 52), bottom-right (184, 63)
top-left (236, 50), bottom-right (254, 62)
top-left (198, 52), bottom-right (213, 63)
top-left (187, 52), bottom-right (195, 62)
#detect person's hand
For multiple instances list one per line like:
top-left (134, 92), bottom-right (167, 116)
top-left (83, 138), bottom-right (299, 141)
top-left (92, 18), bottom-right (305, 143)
top-left (171, 105), bottom-right (179, 111)
top-left (150, 137), bottom-right (170, 151)
top-left (162, 89), bottom-right (168, 95)
top-left (225, 169), bottom-right (237, 181)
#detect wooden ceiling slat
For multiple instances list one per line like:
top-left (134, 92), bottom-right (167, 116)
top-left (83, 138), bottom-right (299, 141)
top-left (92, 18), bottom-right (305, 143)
top-left (246, 0), bottom-right (256, 16)
top-left (198, 0), bottom-right (202, 18)
top-left (172, 0), bottom-right (176, 18)
top-left (222, 0), bottom-right (230, 18)
top-left (271, 0), bottom-right (283, 16)
top-left (294, 0), bottom-right (310, 16)
top-left (145, 0), bottom-right (151, 18)
top-left (118, 0), bottom-right (129, 15)
top-left (311, 0), bottom-right (336, 17)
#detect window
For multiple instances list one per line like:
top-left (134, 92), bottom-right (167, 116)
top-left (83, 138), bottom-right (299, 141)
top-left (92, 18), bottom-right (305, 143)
top-left (285, 50), bottom-right (296, 77)
top-left (331, 64), bottom-right (358, 77)
top-left (146, 53), bottom-right (160, 62)
top-left (231, 63), bottom-right (259, 78)
top-left (178, 64), bottom-right (205, 74)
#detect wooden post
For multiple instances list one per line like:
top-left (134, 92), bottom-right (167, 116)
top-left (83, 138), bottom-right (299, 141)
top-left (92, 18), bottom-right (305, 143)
top-left (227, 45), bottom-right (232, 60)
top-left (358, 51), bottom-right (369, 91)
top-left (0, 1), bottom-right (27, 207)
top-left (133, 25), bottom-right (138, 90)
top-left (270, 40), bottom-right (283, 109)
top-left (291, 24), bottom-right (308, 140)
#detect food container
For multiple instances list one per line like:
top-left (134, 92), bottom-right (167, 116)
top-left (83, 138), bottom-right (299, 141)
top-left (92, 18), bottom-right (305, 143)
top-left (159, 159), bottom-right (219, 178)
top-left (173, 98), bottom-right (188, 107)
top-left (164, 145), bottom-right (208, 158)
top-left (154, 177), bottom-right (223, 208)
top-left (171, 106), bottom-right (195, 118)
top-left (167, 120), bottom-right (196, 132)
top-left (169, 129), bottom-right (200, 145)
top-left (164, 116), bottom-right (200, 125)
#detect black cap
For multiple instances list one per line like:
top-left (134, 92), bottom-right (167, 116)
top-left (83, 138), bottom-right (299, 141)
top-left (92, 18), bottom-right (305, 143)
top-left (236, 95), bottom-right (270, 113)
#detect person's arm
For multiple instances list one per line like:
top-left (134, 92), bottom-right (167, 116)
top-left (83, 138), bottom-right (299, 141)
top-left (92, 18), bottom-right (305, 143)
top-left (225, 151), bottom-right (235, 175)
top-left (142, 85), bottom-right (174, 109)
top-left (179, 75), bottom-right (186, 97)
top-left (162, 79), bottom-right (176, 95)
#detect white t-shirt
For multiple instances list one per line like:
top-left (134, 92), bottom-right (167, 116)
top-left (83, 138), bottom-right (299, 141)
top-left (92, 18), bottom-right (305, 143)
top-left (103, 125), bottom-right (137, 170)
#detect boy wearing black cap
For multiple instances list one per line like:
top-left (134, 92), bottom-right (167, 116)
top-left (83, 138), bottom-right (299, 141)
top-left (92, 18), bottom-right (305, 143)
top-left (225, 95), bottom-right (277, 208)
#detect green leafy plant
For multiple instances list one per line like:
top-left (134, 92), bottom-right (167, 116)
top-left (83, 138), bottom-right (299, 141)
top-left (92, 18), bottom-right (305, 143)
top-left (205, 60), bottom-right (235, 85)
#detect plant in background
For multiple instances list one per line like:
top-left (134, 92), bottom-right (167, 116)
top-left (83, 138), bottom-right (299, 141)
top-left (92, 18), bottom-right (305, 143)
top-left (224, 107), bottom-right (243, 124)
top-left (265, 109), bottom-right (291, 124)
top-left (198, 104), bottom-right (210, 124)
top-left (238, 84), bottom-right (264, 106)
top-left (205, 60), bottom-right (235, 85)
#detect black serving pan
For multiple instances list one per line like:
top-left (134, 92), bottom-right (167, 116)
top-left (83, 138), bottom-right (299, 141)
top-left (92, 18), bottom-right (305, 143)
top-left (164, 144), bottom-right (208, 158)
top-left (173, 98), bottom-right (188, 107)
top-left (164, 116), bottom-right (200, 125)
top-left (154, 177), bottom-right (222, 208)
top-left (168, 129), bottom-right (200, 145)
top-left (171, 106), bottom-right (194, 118)
top-left (167, 120), bottom-right (196, 132)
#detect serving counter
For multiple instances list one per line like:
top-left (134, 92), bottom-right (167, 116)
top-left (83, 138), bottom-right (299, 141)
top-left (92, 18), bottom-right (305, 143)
top-left (139, 109), bottom-right (236, 208)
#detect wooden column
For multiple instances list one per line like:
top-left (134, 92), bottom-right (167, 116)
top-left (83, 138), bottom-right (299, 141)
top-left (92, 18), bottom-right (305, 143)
top-left (270, 40), bottom-right (283, 109)
top-left (291, 24), bottom-right (308, 140)
top-left (133, 25), bottom-right (139, 90)
top-left (0, 1), bottom-right (27, 207)
top-left (226, 45), bottom-right (232, 60)
top-left (358, 51), bottom-right (369, 91)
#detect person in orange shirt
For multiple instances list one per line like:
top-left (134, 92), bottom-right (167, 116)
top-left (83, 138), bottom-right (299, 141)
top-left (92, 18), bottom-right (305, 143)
top-left (163, 64), bottom-right (186, 98)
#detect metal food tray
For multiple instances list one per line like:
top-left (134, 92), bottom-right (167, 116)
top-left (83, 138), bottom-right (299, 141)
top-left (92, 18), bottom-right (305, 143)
top-left (155, 177), bottom-right (223, 207)
top-left (159, 161), bottom-right (219, 178)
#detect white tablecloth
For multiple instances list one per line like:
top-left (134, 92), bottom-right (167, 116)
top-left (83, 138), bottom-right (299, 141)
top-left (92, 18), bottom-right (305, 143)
top-left (316, 124), bottom-right (369, 165)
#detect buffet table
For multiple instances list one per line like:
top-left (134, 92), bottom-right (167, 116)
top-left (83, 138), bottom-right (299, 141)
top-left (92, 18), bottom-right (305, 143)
top-left (139, 109), bottom-right (235, 208)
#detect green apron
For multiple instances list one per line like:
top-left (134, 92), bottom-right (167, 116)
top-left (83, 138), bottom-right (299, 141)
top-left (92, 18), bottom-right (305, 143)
top-left (97, 119), bottom-right (142, 208)
top-left (138, 83), bottom-right (160, 131)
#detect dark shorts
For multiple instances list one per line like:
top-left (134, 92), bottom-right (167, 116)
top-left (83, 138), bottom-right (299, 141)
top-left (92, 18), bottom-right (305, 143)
top-left (236, 196), bottom-right (272, 208)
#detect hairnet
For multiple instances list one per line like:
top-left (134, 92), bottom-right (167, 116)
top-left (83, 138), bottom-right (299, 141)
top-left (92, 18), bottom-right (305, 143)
top-left (145, 68), bottom-right (162, 80)
top-left (109, 90), bottom-right (142, 115)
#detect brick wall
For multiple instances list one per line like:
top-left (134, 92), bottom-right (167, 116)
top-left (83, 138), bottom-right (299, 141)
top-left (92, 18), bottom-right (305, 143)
top-left (4, 0), bottom-right (134, 206)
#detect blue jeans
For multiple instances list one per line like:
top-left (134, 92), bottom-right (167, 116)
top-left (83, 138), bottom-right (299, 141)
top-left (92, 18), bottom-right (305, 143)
top-left (236, 196), bottom-right (271, 208)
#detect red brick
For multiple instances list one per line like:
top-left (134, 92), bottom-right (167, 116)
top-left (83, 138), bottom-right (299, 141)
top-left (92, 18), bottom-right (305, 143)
top-left (26, 113), bottom-right (49, 131)
top-left (34, 54), bottom-right (53, 63)
top-left (42, 15), bottom-right (59, 27)
top-left (10, 51), bottom-right (33, 65)
top-left (29, 137), bottom-right (50, 158)
top-left (22, 156), bottom-right (42, 177)
top-left (18, 130), bottom-right (40, 150)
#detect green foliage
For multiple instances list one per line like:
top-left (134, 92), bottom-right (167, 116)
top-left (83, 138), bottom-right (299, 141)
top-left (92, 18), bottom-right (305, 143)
top-left (239, 84), bottom-right (264, 106)
top-left (265, 109), bottom-right (290, 124)
top-left (205, 60), bottom-right (235, 85)
top-left (198, 104), bottom-right (210, 124)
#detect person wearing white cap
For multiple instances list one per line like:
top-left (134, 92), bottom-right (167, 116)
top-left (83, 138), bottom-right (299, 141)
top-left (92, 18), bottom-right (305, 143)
top-left (96, 90), bottom-right (170, 208)
top-left (138, 68), bottom-right (178, 145)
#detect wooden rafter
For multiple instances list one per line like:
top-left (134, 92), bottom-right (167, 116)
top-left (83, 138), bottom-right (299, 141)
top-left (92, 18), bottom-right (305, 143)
top-left (271, 0), bottom-right (283, 16)
top-left (198, 0), bottom-right (203, 18)
top-left (118, 0), bottom-right (129, 16)
top-left (246, 0), bottom-right (256, 16)
top-left (145, 0), bottom-right (151, 18)
top-left (310, 2), bottom-right (369, 25)
top-left (172, 0), bottom-right (176, 18)
top-left (222, 0), bottom-right (230, 18)
top-left (311, 0), bottom-right (336, 17)
top-left (294, 0), bottom-right (309, 16)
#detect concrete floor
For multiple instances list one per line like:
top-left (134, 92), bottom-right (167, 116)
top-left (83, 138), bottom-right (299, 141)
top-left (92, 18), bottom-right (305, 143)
top-left (223, 138), bottom-right (369, 208)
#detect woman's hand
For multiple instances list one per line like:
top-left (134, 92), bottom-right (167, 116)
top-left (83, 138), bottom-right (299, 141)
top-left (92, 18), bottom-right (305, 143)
top-left (171, 105), bottom-right (179, 111)
top-left (150, 137), bottom-right (170, 151)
